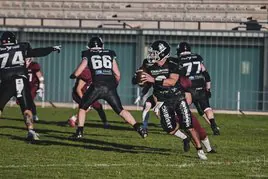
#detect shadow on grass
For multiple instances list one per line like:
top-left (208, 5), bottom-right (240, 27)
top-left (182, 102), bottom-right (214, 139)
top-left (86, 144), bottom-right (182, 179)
top-left (0, 132), bottom-right (172, 155)
top-left (0, 116), bottom-right (68, 127)
top-left (1, 117), bottom-right (160, 132)
top-left (0, 125), bottom-right (74, 135)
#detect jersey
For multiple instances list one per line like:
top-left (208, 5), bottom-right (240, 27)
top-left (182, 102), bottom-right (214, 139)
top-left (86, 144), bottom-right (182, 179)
top-left (27, 61), bottom-right (41, 88)
top-left (0, 42), bottom-right (54, 82)
top-left (142, 57), bottom-right (183, 101)
top-left (73, 67), bottom-right (92, 94)
top-left (0, 42), bottom-right (31, 81)
top-left (178, 53), bottom-right (206, 89)
top-left (82, 49), bottom-right (117, 88)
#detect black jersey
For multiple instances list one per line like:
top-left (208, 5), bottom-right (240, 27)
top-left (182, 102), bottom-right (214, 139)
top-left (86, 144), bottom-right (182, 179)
top-left (178, 53), bottom-right (206, 89)
top-left (0, 42), bottom-right (54, 81)
top-left (82, 49), bottom-right (117, 88)
top-left (142, 57), bottom-right (183, 101)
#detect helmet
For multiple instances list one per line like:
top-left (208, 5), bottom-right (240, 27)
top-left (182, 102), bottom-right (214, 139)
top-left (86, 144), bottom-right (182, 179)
top-left (87, 36), bottom-right (103, 49)
top-left (0, 31), bottom-right (17, 45)
top-left (177, 42), bottom-right (191, 56)
top-left (148, 40), bottom-right (170, 63)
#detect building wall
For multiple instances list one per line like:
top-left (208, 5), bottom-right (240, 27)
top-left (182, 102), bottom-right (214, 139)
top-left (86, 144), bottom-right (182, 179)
top-left (0, 27), bottom-right (266, 111)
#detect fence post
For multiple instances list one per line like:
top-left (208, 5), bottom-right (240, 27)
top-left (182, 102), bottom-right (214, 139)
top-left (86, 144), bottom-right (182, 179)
top-left (237, 91), bottom-right (240, 112)
top-left (136, 87), bottom-right (140, 110)
top-left (41, 92), bottom-right (45, 108)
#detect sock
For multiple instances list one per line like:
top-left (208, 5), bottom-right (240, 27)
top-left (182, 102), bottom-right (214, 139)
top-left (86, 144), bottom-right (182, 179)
top-left (201, 137), bottom-right (212, 152)
top-left (77, 127), bottom-right (84, 134)
top-left (133, 123), bottom-right (141, 131)
top-left (28, 129), bottom-right (34, 132)
top-left (142, 109), bottom-right (150, 129)
top-left (209, 118), bottom-right (216, 127)
top-left (174, 129), bottom-right (187, 140)
top-left (196, 147), bottom-right (203, 151)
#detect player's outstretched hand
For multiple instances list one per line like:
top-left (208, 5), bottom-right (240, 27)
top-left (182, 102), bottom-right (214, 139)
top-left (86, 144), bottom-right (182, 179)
top-left (53, 45), bottom-right (61, 53)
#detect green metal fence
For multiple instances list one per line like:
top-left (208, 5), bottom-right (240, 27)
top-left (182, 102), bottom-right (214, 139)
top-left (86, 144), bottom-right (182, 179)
top-left (1, 27), bottom-right (267, 112)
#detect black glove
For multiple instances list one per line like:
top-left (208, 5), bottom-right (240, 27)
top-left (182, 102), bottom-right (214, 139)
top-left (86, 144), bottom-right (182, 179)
top-left (70, 74), bottom-right (76, 79)
top-left (206, 89), bottom-right (211, 98)
top-left (53, 45), bottom-right (61, 53)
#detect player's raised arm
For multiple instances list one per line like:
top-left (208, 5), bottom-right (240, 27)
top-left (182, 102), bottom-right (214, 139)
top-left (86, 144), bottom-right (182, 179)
top-left (70, 59), bottom-right (88, 79)
top-left (25, 43), bottom-right (61, 57)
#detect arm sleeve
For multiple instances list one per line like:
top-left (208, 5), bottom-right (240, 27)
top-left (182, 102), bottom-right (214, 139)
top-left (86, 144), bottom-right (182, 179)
top-left (27, 47), bottom-right (54, 58)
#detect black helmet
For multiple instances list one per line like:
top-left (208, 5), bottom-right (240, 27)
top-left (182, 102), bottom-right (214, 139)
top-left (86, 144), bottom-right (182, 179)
top-left (148, 40), bottom-right (170, 62)
top-left (87, 36), bottom-right (103, 49)
top-left (0, 31), bottom-right (17, 45)
top-left (177, 42), bottom-right (191, 56)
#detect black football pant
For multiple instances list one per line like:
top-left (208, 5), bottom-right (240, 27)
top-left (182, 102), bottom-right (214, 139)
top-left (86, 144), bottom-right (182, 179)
top-left (79, 84), bottom-right (123, 115)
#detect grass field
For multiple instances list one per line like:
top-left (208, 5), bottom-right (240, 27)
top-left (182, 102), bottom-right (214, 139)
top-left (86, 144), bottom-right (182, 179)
top-left (0, 106), bottom-right (267, 179)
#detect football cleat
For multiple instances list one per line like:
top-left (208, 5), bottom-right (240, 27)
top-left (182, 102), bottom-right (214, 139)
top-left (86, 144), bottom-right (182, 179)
top-left (103, 122), bottom-right (110, 129)
top-left (143, 128), bottom-right (148, 138)
top-left (137, 126), bottom-right (147, 138)
top-left (69, 132), bottom-right (83, 141)
top-left (211, 126), bottom-right (220, 135)
top-left (183, 138), bottom-right (190, 152)
top-left (207, 148), bottom-right (217, 153)
top-left (26, 130), bottom-right (40, 142)
top-left (197, 149), bottom-right (208, 160)
top-left (33, 115), bottom-right (39, 122)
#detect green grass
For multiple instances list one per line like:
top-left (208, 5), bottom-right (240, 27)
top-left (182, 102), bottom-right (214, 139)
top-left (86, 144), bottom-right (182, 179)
top-left (0, 107), bottom-right (267, 179)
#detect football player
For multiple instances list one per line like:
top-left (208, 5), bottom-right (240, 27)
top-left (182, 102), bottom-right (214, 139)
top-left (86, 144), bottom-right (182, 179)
top-left (24, 58), bottom-right (45, 122)
top-left (177, 42), bottom-right (220, 135)
top-left (0, 31), bottom-right (61, 142)
top-left (68, 66), bottom-right (109, 128)
top-left (69, 36), bottom-right (145, 139)
top-left (133, 75), bottom-right (216, 153)
top-left (137, 40), bottom-right (207, 160)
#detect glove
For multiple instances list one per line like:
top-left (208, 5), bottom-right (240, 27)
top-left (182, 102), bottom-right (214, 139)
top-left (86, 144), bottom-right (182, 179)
top-left (53, 45), bottom-right (61, 53)
top-left (70, 74), bottom-right (76, 79)
top-left (134, 96), bottom-right (141, 104)
top-left (206, 89), bottom-right (211, 98)
top-left (37, 83), bottom-right (44, 98)
top-left (37, 84), bottom-right (44, 98)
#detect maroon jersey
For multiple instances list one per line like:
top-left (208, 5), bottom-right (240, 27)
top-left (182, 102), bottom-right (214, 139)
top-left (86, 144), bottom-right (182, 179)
top-left (27, 61), bottom-right (41, 88)
top-left (179, 75), bottom-right (192, 91)
top-left (73, 67), bottom-right (92, 94)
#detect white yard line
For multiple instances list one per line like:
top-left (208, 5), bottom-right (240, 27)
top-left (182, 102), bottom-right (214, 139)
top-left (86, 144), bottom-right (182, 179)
top-left (0, 159), bottom-right (265, 169)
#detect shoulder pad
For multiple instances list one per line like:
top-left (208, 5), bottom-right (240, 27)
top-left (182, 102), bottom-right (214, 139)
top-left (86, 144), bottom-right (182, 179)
top-left (109, 49), bottom-right (116, 56)
top-left (81, 50), bottom-right (88, 57)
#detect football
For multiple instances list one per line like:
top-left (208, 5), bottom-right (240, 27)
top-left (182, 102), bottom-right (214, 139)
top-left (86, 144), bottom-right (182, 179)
top-left (136, 69), bottom-right (146, 86)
